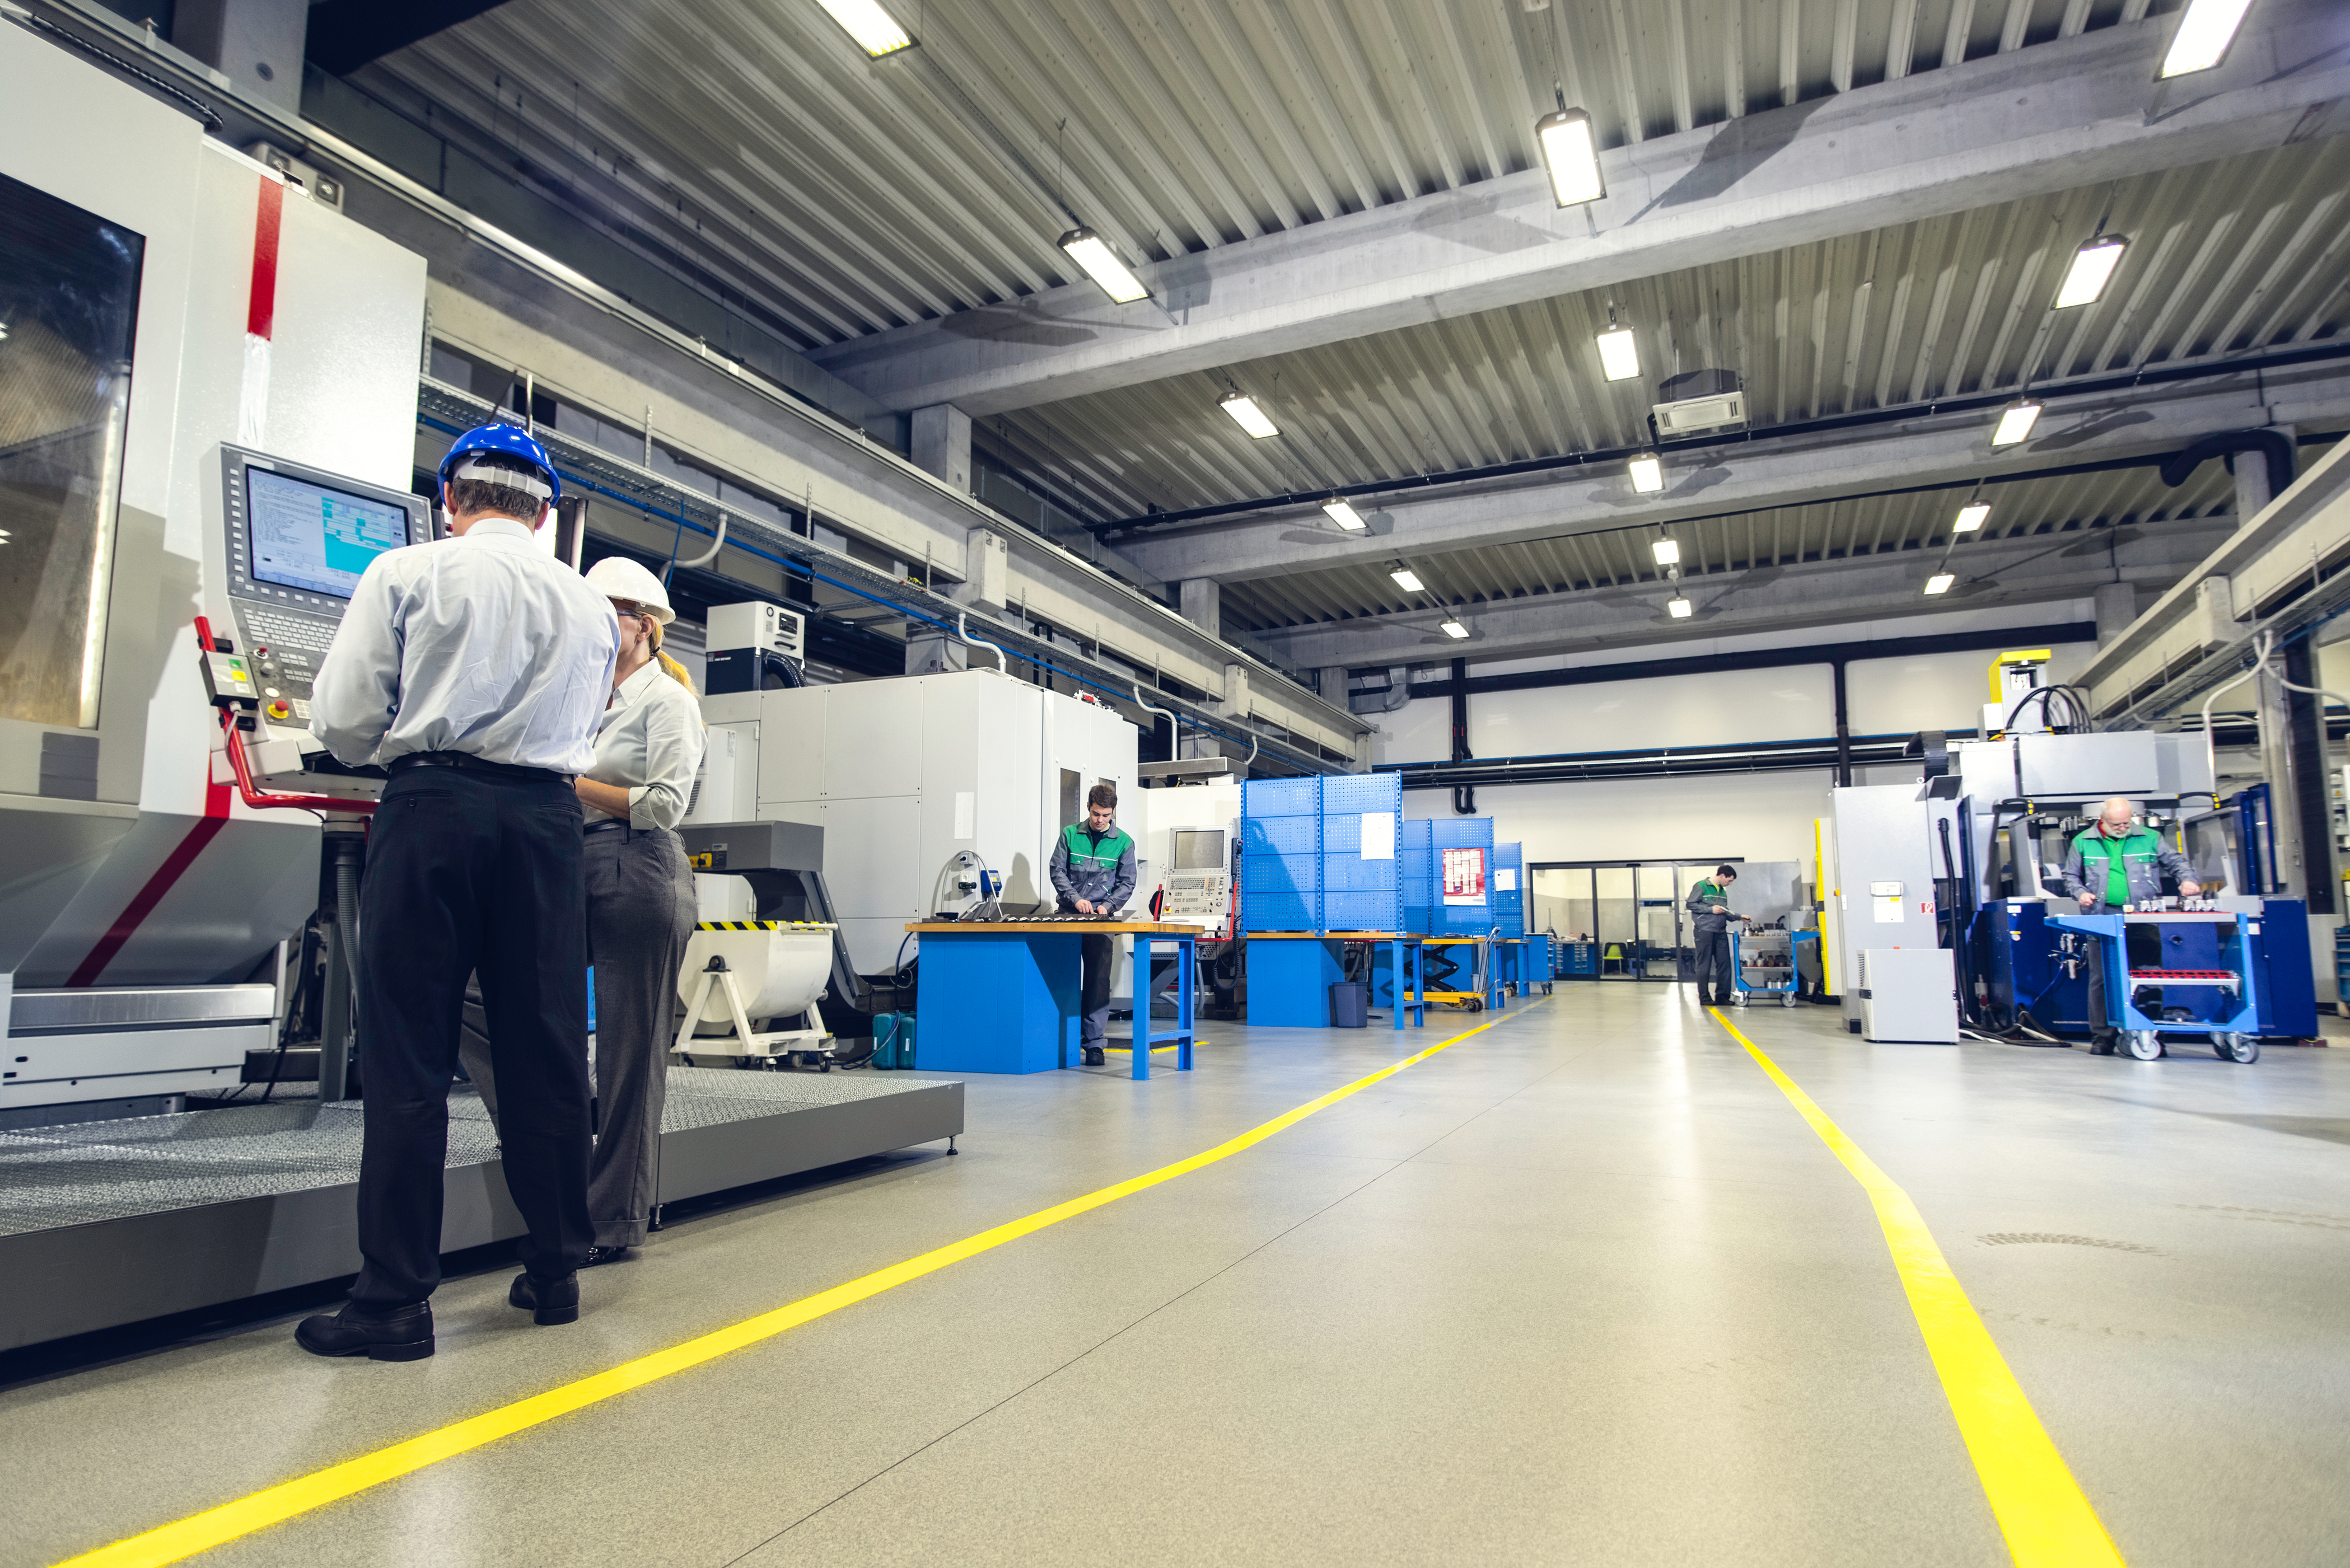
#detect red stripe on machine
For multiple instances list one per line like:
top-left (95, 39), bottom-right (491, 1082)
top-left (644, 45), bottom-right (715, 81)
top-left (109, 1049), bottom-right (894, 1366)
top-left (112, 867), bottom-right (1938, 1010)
top-left (66, 780), bottom-right (234, 987)
top-left (246, 175), bottom-right (282, 340)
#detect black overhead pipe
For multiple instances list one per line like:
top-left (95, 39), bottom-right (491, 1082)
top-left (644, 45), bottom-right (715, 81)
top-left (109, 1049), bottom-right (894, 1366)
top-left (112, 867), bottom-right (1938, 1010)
top-left (1411, 621), bottom-right (2096, 701)
top-left (1449, 657), bottom-right (1475, 815)
top-left (2158, 429), bottom-right (2297, 509)
top-left (2283, 635), bottom-right (2338, 916)
top-left (1830, 661), bottom-right (1853, 788)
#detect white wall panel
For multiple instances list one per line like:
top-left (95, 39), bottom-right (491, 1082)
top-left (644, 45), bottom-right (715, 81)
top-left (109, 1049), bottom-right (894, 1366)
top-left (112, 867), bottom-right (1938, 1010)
top-left (1406, 773), bottom-right (1831, 867)
top-left (1375, 665), bottom-right (1830, 765)
top-left (1844, 642), bottom-right (2095, 736)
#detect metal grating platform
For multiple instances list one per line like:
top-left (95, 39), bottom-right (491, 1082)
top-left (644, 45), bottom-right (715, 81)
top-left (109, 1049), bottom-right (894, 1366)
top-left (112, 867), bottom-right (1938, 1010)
top-left (0, 1067), bottom-right (963, 1350)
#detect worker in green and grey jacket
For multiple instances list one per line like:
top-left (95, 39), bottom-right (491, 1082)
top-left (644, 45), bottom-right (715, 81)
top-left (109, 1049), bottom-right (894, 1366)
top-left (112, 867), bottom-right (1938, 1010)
top-left (1685, 864), bottom-right (1739, 1006)
top-left (1049, 783), bottom-right (1137, 1066)
top-left (2059, 797), bottom-right (2202, 1053)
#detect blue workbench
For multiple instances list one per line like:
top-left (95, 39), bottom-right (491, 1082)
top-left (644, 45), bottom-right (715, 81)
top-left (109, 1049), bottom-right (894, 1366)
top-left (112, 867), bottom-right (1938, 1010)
top-left (908, 921), bottom-right (1199, 1078)
top-left (1250, 932), bottom-right (1427, 1030)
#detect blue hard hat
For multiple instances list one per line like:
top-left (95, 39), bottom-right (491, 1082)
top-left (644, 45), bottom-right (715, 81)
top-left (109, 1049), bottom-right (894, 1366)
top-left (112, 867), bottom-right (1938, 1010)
top-left (437, 421), bottom-right (561, 508)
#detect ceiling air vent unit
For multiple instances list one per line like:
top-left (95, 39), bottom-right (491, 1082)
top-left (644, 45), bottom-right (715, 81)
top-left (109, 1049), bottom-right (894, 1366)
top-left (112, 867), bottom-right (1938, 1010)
top-left (1650, 369), bottom-right (1745, 436)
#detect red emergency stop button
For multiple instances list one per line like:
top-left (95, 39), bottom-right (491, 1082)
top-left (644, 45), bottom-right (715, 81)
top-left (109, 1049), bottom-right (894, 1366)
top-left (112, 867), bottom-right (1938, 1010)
top-left (265, 699), bottom-right (292, 721)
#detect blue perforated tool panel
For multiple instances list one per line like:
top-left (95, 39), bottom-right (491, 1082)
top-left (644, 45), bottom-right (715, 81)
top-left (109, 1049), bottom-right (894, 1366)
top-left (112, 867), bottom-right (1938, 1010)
top-left (1242, 776), bottom-right (1322, 932)
top-left (1401, 818), bottom-right (1434, 935)
top-left (1241, 774), bottom-right (1403, 934)
top-left (1492, 843), bottom-right (1525, 938)
top-left (1322, 772), bottom-right (1401, 933)
top-left (1431, 817), bottom-right (1496, 935)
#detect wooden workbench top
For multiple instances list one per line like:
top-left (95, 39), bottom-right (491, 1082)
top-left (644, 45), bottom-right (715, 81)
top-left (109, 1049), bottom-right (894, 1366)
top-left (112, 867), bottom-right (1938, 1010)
top-left (904, 920), bottom-right (1207, 934)
top-left (1246, 930), bottom-right (1410, 940)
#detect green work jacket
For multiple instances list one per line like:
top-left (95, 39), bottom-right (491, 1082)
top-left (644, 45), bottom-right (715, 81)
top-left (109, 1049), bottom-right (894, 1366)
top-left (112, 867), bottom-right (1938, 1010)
top-left (2060, 826), bottom-right (2193, 912)
top-left (1049, 822), bottom-right (1137, 914)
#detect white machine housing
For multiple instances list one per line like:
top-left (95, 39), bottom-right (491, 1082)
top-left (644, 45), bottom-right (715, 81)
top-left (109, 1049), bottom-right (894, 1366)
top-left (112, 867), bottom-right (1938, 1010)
top-left (1857, 948), bottom-right (1960, 1043)
top-left (2, 27), bottom-right (427, 1107)
top-left (686, 668), bottom-right (1138, 973)
top-left (1819, 785), bottom-right (1941, 1033)
top-left (1133, 783), bottom-right (1241, 940)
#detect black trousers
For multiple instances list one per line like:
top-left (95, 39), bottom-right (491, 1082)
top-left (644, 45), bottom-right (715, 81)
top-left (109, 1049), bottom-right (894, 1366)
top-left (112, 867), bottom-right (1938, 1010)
top-left (352, 766), bottom-right (593, 1308)
top-left (1694, 928), bottom-right (1732, 1001)
top-left (1080, 933), bottom-right (1114, 1047)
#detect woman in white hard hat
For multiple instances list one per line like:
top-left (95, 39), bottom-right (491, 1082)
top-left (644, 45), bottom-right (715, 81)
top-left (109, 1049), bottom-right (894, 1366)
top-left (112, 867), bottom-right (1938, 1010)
top-left (570, 555), bottom-right (706, 1265)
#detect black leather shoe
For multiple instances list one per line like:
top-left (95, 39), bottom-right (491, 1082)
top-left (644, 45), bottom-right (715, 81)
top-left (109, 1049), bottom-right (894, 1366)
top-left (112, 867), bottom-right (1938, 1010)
top-left (1082, 1046), bottom-right (1106, 1066)
top-left (296, 1301), bottom-right (434, 1361)
top-left (507, 1271), bottom-right (581, 1325)
top-left (582, 1245), bottom-right (633, 1267)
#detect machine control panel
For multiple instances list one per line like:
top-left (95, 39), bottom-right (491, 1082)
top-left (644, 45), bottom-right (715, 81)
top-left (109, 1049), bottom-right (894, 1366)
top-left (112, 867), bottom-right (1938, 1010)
top-left (218, 444), bottom-right (432, 718)
top-left (1158, 827), bottom-right (1233, 937)
top-left (212, 445), bottom-right (432, 795)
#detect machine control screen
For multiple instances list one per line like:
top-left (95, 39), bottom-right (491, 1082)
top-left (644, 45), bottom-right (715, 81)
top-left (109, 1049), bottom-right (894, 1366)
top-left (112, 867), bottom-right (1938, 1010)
top-left (1174, 830), bottom-right (1226, 871)
top-left (246, 467), bottom-right (410, 599)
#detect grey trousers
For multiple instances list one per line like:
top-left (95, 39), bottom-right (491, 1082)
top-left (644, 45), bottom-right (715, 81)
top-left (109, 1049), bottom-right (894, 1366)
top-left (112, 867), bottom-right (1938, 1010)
top-left (461, 824), bottom-right (696, 1248)
top-left (1081, 932), bottom-right (1113, 1047)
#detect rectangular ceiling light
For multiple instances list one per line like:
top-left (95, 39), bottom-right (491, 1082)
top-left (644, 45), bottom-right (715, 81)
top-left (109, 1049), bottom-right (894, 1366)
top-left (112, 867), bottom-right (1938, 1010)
top-left (2054, 236), bottom-right (2127, 309)
top-left (1628, 453), bottom-right (1664, 494)
top-left (1536, 109), bottom-right (1604, 207)
top-left (1924, 572), bottom-right (1956, 596)
top-left (1440, 618), bottom-right (1470, 639)
top-left (814, 0), bottom-right (913, 57)
top-left (1219, 392), bottom-right (1279, 439)
top-left (1323, 499), bottom-right (1368, 531)
top-left (1390, 566), bottom-right (1424, 592)
top-left (1059, 228), bottom-right (1148, 304)
top-left (1991, 401), bottom-right (2043, 447)
top-left (1953, 503), bottom-right (1991, 533)
top-left (1667, 593), bottom-right (1692, 619)
top-left (1596, 327), bottom-right (1639, 382)
top-left (1651, 537), bottom-right (1679, 565)
top-left (2160, 0), bottom-right (2255, 77)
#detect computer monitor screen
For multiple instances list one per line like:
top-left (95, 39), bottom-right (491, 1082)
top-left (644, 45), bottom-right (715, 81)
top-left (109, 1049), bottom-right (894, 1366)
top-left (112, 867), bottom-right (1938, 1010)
top-left (245, 466), bottom-right (410, 599)
top-left (1174, 829), bottom-right (1226, 871)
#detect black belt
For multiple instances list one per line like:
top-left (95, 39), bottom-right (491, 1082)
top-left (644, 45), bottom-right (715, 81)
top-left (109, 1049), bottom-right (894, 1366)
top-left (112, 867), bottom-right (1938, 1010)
top-left (583, 818), bottom-right (630, 835)
top-left (388, 751), bottom-right (572, 785)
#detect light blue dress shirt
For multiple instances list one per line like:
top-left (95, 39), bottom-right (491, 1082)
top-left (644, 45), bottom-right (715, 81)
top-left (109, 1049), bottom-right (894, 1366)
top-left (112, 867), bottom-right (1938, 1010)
top-left (581, 661), bottom-right (706, 829)
top-left (311, 518), bottom-right (618, 774)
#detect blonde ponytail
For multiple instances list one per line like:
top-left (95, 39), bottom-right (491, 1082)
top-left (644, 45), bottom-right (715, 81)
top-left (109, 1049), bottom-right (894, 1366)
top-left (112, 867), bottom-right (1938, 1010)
top-left (644, 618), bottom-right (697, 695)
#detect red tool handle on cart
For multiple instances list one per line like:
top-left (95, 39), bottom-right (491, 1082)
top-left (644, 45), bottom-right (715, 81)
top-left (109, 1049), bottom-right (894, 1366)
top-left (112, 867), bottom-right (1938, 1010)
top-left (193, 616), bottom-right (377, 816)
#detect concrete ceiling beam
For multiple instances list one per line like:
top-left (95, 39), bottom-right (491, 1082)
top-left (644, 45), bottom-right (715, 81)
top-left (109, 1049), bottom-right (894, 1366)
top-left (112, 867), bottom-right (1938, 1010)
top-left (1259, 519), bottom-right (2233, 672)
top-left (805, 0), bottom-right (2350, 417)
top-left (1113, 366), bottom-right (2350, 586)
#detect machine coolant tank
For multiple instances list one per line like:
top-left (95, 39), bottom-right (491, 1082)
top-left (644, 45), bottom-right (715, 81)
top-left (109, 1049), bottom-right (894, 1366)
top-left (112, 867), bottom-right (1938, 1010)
top-left (678, 923), bottom-right (835, 1035)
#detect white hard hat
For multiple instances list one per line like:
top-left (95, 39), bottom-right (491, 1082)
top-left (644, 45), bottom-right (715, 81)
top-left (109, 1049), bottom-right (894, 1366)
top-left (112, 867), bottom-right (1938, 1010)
top-left (583, 556), bottom-right (675, 624)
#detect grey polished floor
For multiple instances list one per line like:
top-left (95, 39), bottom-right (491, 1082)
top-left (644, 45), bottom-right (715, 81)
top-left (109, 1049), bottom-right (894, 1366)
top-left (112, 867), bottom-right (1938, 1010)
top-left (7, 984), bottom-right (2348, 1567)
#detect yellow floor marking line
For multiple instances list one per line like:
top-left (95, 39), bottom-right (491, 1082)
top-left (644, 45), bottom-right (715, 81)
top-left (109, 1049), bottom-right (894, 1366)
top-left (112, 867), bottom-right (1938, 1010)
top-left (1708, 1008), bottom-right (2125, 1568)
top-left (62, 999), bottom-right (1552, 1568)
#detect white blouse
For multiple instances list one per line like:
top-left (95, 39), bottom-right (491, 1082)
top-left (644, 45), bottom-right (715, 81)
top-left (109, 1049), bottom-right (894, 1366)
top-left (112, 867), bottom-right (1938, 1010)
top-left (581, 661), bottom-right (706, 830)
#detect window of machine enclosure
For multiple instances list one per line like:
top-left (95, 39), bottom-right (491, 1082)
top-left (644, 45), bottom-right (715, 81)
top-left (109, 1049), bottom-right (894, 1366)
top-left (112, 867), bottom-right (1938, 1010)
top-left (0, 171), bottom-right (143, 729)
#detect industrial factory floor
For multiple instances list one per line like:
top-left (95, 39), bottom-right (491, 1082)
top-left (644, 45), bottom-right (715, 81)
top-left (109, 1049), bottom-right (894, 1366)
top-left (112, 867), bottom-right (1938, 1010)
top-left (7, 984), bottom-right (2349, 1566)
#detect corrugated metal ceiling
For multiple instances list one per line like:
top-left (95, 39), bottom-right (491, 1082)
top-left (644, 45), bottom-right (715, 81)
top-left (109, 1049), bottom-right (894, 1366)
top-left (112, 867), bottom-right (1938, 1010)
top-left (986, 133), bottom-right (2350, 523)
top-left (363, 0), bottom-right (2181, 352)
top-left (1218, 455), bottom-right (2237, 632)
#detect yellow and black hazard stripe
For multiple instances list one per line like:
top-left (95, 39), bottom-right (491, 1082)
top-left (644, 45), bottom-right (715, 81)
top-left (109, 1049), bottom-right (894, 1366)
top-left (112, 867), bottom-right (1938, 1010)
top-left (694, 920), bottom-right (837, 931)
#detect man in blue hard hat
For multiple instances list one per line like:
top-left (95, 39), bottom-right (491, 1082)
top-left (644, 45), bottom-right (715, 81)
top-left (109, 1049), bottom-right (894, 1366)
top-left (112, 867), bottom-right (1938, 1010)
top-left (299, 423), bottom-right (616, 1361)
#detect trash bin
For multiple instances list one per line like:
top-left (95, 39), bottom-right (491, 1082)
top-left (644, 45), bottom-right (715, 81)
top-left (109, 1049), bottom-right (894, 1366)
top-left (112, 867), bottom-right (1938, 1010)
top-left (1329, 981), bottom-right (1370, 1028)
